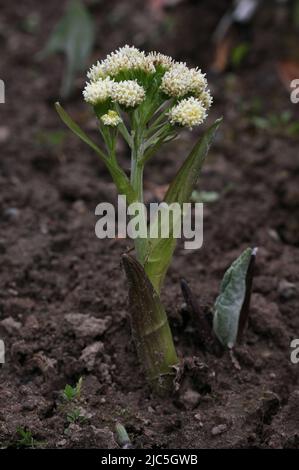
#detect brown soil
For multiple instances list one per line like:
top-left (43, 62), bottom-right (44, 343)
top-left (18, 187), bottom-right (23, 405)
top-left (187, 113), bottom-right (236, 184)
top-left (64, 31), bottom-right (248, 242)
top-left (0, 0), bottom-right (299, 449)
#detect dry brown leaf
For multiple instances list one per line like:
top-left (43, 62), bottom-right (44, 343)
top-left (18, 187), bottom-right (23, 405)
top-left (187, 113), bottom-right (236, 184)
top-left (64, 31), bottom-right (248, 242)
top-left (211, 36), bottom-right (233, 73)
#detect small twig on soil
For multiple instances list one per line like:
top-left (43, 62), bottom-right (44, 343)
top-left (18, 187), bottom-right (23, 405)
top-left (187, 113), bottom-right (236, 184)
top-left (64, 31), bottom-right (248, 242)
top-left (180, 278), bottom-right (222, 355)
top-left (124, 246), bottom-right (135, 255)
top-left (229, 348), bottom-right (241, 371)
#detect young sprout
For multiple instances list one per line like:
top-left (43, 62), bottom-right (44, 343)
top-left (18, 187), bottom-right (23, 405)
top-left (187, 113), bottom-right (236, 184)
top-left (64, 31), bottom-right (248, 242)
top-left (63, 377), bottom-right (83, 402)
top-left (16, 427), bottom-right (44, 448)
top-left (66, 408), bottom-right (86, 424)
top-left (115, 423), bottom-right (133, 449)
top-left (56, 45), bottom-right (221, 395)
top-left (213, 247), bottom-right (257, 348)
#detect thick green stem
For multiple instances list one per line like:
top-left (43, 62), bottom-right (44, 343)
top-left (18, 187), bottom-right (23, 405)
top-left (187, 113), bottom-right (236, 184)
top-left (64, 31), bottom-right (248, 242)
top-left (122, 254), bottom-right (178, 396)
top-left (130, 126), bottom-right (148, 264)
top-left (124, 118), bottom-right (178, 396)
top-left (130, 153), bottom-right (144, 203)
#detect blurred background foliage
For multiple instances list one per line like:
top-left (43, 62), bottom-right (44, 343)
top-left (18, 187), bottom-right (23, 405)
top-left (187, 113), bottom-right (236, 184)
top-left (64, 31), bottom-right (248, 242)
top-left (30, 0), bottom-right (299, 135)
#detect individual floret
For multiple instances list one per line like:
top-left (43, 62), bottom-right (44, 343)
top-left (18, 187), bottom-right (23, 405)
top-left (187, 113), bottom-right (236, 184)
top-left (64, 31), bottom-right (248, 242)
top-left (83, 78), bottom-right (114, 105)
top-left (111, 80), bottom-right (145, 108)
top-left (101, 110), bottom-right (122, 127)
top-left (197, 89), bottom-right (213, 110)
top-left (160, 63), bottom-right (207, 98)
top-left (147, 52), bottom-right (174, 70)
top-left (168, 97), bottom-right (207, 129)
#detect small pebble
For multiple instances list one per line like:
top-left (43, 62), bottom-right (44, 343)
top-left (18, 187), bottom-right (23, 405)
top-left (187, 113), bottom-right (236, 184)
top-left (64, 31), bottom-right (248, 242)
top-left (3, 207), bottom-right (20, 221)
top-left (57, 439), bottom-right (67, 447)
top-left (0, 316), bottom-right (22, 334)
top-left (211, 424), bottom-right (227, 436)
top-left (181, 389), bottom-right (201, 409)
top-left (0, 126), bottom-right (10, 143)
top-left (72, 200), bottom-right (87, 214)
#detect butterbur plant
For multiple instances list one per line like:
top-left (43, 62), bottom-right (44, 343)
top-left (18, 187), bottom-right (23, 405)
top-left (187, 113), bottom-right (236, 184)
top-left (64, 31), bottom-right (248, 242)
top-left (56, 45), bottom-right (221, 395)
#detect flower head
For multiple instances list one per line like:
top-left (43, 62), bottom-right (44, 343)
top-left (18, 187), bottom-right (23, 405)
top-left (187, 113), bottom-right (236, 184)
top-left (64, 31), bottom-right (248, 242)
top-left (83, 78), bottom-right (114, 105)
top-left (197, 89), bottom-right (213, 110)
top-left (111, 80), bottom-right (145, 108)
top-left (87, 62), bottom-right (106, 82)
top-left (168, 97), bottom-right (207, 129)
top-left (160, 63), bottom-right (207, 98)
top-left (148, 52), bottom-right (173, 70)
top-left (88, 45), bottom-right (155, 80)
top-left (101, 110), bottom-right (122, 127)
top-left (84, 47), bottom-right (213, 119)
top-left (188, 68), bottom-right (207, 95)
top-left (105, 45), bottom-right (155, 76)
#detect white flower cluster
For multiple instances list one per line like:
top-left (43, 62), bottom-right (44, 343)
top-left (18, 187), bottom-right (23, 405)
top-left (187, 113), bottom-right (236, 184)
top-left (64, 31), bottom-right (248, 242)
top-left (161, 61), bottom-right (212, 128)
top-left (111, 80), bottom-right (145, 108)
top-left (160, 62), bottom-right (207, 98)
top-left (87, 45), bottom-right (155, 81)
top-left (83, 77), bottom-right (145, 108)
top-left (83, 78), bottom-right (114, 105)
top-left (147, 51), bottom-right (174, 70)
top-left (168, 97), bottom-right (207, 129)
top-left (101, 110), bottom-right (122, 127)
top-left (197, 89), bottom-right (213, 110)
top-left (83, 46), bottom-right (213, 129)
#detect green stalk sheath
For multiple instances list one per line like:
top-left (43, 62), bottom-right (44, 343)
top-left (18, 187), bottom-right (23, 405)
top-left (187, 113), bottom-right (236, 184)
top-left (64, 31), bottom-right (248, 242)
top-left (122, 254), bottom-right (178, 396)
top-left (130, 126), bottom-right (148, 264)
top-left (130, 154), bottom-right (147, 264)
top-left (130, 154), bottom-right (143, 203)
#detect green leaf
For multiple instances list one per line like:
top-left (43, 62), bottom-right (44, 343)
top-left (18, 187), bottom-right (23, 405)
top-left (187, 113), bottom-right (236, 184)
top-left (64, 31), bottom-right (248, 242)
top-left (231, 42), bottom-right (250, 68)
top-left (40, 0), bottom-right (95, 97)
top-left (55, 102), bottom-right (107, 160)
top-left (63, 384), bottom-right (77, 401)
top-left (164, 119), bottom-right (222, 205)
top-left (213, 247), bottom-right (253, 348)
top-left (55, 103), bottom-right (138, 204)
top-left (63, 377), bottom-right (83, 401)
top-left (144, 118), bottom-right (222, 293)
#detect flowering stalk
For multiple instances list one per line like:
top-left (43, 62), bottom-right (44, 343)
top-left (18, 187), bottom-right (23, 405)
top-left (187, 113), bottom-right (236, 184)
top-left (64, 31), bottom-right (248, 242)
top-left (56, 46), bottom-right (221, 395)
